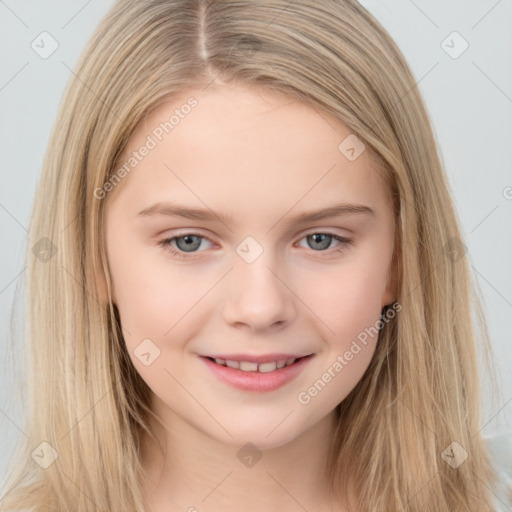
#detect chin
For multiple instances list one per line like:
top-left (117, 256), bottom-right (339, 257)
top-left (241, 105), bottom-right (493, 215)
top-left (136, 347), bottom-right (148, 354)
top-left (209, 419), bottom-right (306, 451)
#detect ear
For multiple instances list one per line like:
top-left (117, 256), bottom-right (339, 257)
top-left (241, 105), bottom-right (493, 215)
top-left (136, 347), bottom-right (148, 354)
top-left (381, 242), bottom-right (399, 307)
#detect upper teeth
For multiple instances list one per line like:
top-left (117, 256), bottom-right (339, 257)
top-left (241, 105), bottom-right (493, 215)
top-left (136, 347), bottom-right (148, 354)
top-left (213, 357), bottom-right (297, 372)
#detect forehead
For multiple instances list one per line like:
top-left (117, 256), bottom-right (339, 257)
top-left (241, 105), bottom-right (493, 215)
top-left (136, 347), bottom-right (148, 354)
top-left (107, 83), bottom-right (391, 220)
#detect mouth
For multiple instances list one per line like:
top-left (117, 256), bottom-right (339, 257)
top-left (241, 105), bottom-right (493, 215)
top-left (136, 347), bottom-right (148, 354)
top-left (202, 355), bottom-right (312, 373)
top-left (199, 354), bottom-right (315, 392)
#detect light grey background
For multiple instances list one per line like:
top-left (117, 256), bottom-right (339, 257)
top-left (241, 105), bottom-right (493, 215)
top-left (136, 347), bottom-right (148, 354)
top-left (1, 0), bottom-right (511, 488)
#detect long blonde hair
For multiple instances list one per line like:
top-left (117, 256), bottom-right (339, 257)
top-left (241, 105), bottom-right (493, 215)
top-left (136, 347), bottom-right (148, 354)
top-left (1, 0), bottom-right (509, 510)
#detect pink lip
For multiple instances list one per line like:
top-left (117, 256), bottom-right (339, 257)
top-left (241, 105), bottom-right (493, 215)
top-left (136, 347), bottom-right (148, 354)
top-left (199, 354), bottom-right (314, 392)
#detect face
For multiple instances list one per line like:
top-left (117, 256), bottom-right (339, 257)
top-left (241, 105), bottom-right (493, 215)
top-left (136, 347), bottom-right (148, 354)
top-left (103, 82), bottom-right (396, 449)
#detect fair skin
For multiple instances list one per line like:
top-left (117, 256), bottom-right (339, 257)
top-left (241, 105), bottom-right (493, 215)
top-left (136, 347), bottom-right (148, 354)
top-left (103, 82), bottom-right (396, 512)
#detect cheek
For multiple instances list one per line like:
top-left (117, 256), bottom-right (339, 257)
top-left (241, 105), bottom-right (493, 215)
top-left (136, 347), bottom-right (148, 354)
top-left (107, 234), bottom-right (207, 347)
top-left (108, 253), bottom-right (208, 394)
top-left (299, 256), bottom-right (388, 338)
top-left (294, 253), bottom-right (389, 404)
top-left (295, 263), bottom-right (385, 410)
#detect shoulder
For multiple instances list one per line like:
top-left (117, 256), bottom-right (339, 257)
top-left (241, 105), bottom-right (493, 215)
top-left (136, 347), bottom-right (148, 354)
top-left (484, 431), bottom-right (512, 511)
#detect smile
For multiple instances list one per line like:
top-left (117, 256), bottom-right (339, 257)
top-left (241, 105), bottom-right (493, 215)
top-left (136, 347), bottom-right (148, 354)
top-left (200, 354), bottom-right (314, 392)
top-left (208, 356), bottom-right (299, 373)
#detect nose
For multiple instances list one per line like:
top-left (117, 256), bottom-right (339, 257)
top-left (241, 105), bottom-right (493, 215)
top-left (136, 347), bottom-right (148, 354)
top-left (222, 254), bottom-right (297, 332)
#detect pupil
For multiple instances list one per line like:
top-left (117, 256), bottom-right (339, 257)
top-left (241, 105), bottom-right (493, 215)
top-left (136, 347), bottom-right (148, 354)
top-left (177, 235), bottom-right (201, 252)
top-left (310, 233), bottom-right (330, 250)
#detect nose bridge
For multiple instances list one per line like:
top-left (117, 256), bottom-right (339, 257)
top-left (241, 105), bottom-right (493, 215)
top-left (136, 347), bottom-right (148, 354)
top-left (222, 237), bottom-right (294, 329)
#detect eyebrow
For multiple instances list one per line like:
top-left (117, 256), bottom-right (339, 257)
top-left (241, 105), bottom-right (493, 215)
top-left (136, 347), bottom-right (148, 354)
top-left (137, 201), bottom-right (375, 226)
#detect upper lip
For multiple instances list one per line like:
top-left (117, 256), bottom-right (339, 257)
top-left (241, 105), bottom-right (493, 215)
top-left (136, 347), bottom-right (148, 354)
top-left (201, 353), bottom-right (314, 364)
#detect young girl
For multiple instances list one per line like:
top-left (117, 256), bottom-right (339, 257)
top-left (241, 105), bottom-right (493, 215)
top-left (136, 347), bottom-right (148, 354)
top-left (1, 0), bottom-right (511, 510)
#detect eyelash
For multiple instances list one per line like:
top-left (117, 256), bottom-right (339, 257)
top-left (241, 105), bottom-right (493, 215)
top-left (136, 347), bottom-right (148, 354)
top-left (157, 230), bottom-right (353, 260)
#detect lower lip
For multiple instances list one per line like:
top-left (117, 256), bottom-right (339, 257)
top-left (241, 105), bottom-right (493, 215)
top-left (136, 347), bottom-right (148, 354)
top-left (199, 355), bottom-right (314, 392)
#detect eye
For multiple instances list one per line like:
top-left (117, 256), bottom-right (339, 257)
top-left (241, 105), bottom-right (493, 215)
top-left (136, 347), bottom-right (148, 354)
top-left (158, 230), bottom-right (353, 260)
top-left (296, 231), bottom-right (353, 254)
top-left (158, 232), bottom-right (215, 260)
